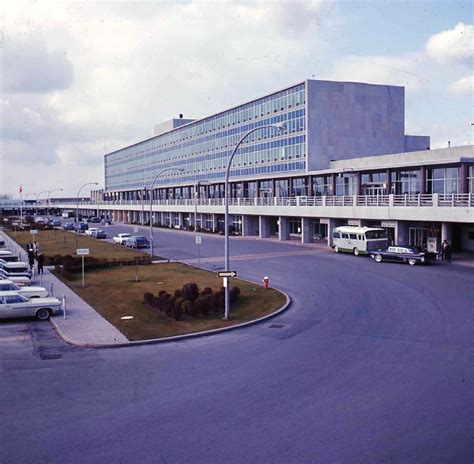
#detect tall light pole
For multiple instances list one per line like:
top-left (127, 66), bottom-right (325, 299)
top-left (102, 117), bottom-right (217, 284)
top-left (76, 182), bottom-right (99, 224)
top-left (47, 188), bottom-right (63, 217)
top-left (35, 190), bottom-right (50, 217)
top-left (148, 168), bottom-right (184, 257)
top-left (224, 123), bottom-right (286, 320)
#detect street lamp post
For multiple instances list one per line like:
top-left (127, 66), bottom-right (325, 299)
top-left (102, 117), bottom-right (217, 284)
top-left (35, 190), bottom-right (50, 217)
top-left (46, 188), bottom-right (63, 217)
top-left (76, 182), bottom-right (99, 224)
top-left (224, 123), bottom-right (286, 320)
top-left (148, 168), bottom-right (184, 258)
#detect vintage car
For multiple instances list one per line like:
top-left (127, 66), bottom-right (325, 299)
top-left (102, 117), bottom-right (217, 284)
top-left (113, 233), bottom-right (131, 245)
top-left (85, 227), bottom-right (100, 236)
top-left (370, 246), bottom-right (437, 266)
top-left (0, 262), bottom-right (32, 278)
top-left (91, 229), bottom-right (107, 239)
top-left (125, 236), bottom-right (150, 249)
top-left (0, 291), bottom-right (61, 321)
top-left (0, 279), bottom-right (49, 299)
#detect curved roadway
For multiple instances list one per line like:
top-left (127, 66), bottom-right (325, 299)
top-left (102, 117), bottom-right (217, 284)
top-left (1, 226), bottom-right (473, 463)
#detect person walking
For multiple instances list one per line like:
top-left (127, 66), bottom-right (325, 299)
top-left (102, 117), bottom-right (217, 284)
top-left (441, 240), bottom-right (449, 261)
top-left (445, 243), bottom-right (453, 263)
top-left (27, 250), bottom-right (35, 271)
top-left (37, 252), bottom-right (44, 275)
top-left (33, 240), bottom-right (40, 257)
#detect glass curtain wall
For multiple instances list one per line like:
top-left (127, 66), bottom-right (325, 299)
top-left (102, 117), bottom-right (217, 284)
top-left (426, 167), bottom-right (460, 194)
top-left (313, 175), bottom-right (332, 196)
top-left (391, 170), bottom-right (420, 194)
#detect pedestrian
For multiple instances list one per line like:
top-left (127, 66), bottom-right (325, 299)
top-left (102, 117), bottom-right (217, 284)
top-left (445, 243), bottom-right (453, 263)
top-left (26, 241), bottom-right (33, 254)
top-left (33, 240), bottom-right (40, 257)
top-left (37, 252), bottom-right (44, 275)
top-left (441, 240), bottom-right (449, 261)
top-left (27, 250), bottom-right (35, 271)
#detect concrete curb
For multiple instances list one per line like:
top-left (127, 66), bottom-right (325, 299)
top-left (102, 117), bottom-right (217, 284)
top-left (50, 288), bottom-right (291, 349)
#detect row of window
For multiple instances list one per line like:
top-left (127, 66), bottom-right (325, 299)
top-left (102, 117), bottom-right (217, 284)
top-left (106, 84), bottom-right (305, 164)
top-left (106, 164), bottom-right (474, 199)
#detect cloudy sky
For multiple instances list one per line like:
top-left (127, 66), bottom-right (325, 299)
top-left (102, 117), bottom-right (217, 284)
top-left (1, 0), bottom-right (472, 198)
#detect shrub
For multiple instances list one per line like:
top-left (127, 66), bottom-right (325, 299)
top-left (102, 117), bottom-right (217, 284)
top-left (181, 300), bottom-right (193, 317)
top-left (230, 286), bottom-right (241, 304)
top-left (181, 283), bottom-right (200, 303)
top-left (172, 305), bottom-right (183, 321)
top-left (201, 287), bottom-right (213, 297)
top-left (144, 292), bottom-right (154, 306)
top-left (174, 289), bottom-right (182, 299)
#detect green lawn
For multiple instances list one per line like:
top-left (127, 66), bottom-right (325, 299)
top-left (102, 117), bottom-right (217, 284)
top-left (6, 229), bottom-right (153, 260)
top-left (54, 263), bottom-right (287, 341)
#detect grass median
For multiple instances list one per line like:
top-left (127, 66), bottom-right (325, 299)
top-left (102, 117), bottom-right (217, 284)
top-left (53, 263), bottom-right (287, 341)
top-left (6, 229), bottom-right (155, 260)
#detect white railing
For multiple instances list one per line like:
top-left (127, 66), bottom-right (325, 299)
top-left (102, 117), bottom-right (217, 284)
top-left (52, 193), bottom-right (474, 209)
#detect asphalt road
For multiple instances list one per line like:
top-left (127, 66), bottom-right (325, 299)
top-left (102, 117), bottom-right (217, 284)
top-left (1, 224), bottom-right (473, 463)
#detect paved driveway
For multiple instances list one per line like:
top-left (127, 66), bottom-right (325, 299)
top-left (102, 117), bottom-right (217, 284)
top-left (1, 227), bottom-right (473, 463)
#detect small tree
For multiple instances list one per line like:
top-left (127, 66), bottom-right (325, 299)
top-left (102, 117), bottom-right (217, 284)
top-left (181, 283), bottom-right (200, 303)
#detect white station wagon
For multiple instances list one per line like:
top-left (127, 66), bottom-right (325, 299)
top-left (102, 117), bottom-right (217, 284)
top-left (0, 291), bottom-right (62, 321)
top-left (0, 279), bottom-right (49, 299)
top-left (113, 233), bottom-right (131, 245)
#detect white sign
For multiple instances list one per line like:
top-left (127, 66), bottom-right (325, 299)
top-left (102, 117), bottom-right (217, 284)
top-left (133, 227), bottom-right (138, 233)
top-left (76, 248), bottom-right (90, 255)
top-left (30, 229), bottom-right (38, 235)
top-left (381, 221), bottom-right (397, 228)
top-left (195, 235), bottom-right (202, 245)
top-left (348, 220), bottom-right (362, 226)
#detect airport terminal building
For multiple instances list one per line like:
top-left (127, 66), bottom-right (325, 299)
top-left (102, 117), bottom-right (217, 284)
top-left (74, 80), bottom-right (474, 250)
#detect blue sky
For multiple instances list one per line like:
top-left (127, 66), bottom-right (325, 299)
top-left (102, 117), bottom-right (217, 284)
top-left (1, 0), bottom-right (472, 197)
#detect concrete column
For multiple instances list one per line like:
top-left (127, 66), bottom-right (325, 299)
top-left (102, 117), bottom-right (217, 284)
top-left (327, 218), bottom-right (337, 247)
top-left (441, 222), bottom-right (452, 243)
top-left (420, 166), bottom-right (426, 194)
top-left (242, 215), bottom-right (258, 236)
top-left (385, 169), bottom-right (392, 194)
top-left (178, 212), bottom-right (183, 229)
top-left (259, 216), bottom-right (271, 239)
top-left (395, 221), bottom-right (409, 245)
top-left (460, 163), bottom-right (469, 194)
top-left (279, 216), bottom-right (290, 241)
top-left (301, 217), bottom-right (313, 244)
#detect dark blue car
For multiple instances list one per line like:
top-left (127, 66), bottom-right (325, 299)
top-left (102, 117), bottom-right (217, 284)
top-left (125, 236), bottom-right (150, 249)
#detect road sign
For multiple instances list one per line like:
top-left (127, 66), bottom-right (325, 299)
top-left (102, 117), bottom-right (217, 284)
top-left (133, 226), bottom-right (138, 233)
top-left (30, 229), bottom-right (38, 235)
top-left (195, 235), bottom-right (202, 245)
top-left (218, 271), bottom-right (237, 278)
top-left (76, 248), bottom-right (90, 255)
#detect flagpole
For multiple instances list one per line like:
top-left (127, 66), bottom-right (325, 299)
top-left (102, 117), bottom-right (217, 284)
top-left (19, 186), bottom-right (23, 227)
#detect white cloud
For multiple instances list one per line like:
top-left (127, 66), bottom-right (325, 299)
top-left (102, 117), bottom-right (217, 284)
top-left (450, 74), bottom-right (474, 94)
top-left (425, 22), bottom-right (473, 65)
top-left (326, 53), bottom-right (429, 91)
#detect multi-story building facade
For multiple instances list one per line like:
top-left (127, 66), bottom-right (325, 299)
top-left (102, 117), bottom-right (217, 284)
top-left (59, 80), bottom-right (474, 251)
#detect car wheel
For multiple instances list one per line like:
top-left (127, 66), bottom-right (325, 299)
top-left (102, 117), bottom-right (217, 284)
top-left (408, 259), bottom-right (416, 266)
top-left (36, 308), bottom-right (51, 321)
top-left (374, 254), bottom-right (383, 263)
top-left (334, 246), bottom-right (339, 253)
top-left (353, 247), bottom-right (359, 256)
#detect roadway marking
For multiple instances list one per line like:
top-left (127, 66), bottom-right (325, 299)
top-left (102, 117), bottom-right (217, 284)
top-left (179, 248), bottom-right (330, 265)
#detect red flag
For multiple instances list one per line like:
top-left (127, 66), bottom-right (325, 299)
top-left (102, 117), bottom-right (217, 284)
top-left (19, 185), bottom-right (23, 193)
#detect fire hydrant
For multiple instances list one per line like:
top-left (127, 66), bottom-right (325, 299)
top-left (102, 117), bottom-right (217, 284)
top-left (263, 276), bottom-right (270, 289)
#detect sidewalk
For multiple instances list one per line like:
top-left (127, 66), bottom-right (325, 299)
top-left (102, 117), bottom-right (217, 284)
top-left (0, 231), bottom-right (128, 347)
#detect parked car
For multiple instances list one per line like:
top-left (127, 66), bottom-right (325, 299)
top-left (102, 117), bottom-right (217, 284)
top-left (370, 246), bottom-right (437, 266)
top-left (3, 275), bottom-right (31, 287)
top-left (0, 251), bottom-right (19, 262)
top-left (113, 233), bottom-right (131, 245)
top-left (88, 217), bottom-right (101, 223)
top-left (0, 262), bottom-right (32, 279)
top-left (75, 223), bottom-right (88, 233)
top-left (63, 223), bottom-right (76, 231)
top-left (85, 227), bottom-right (100, 237)
top-left (0, 279), bottom-right (49, 299)
top-left (0, 291), bottom-right (61, 321)
top-left (125, 236), bottom-right (150, 249)
top-left (52, 219), bottom-right (62, 227)
top-left (0, 239), bottom-right (5, 248)
top-left (91, 229), bottom-right (107, 239)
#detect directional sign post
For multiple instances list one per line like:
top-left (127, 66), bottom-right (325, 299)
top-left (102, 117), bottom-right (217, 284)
top-left (30, 229), bottom-right (38, 235)
top-left (217, 271), bottom-right (237, 278)
top-left (195, 235), bottom-right (202, 265)
top-left (77, 248), bottom-right (90, 288)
